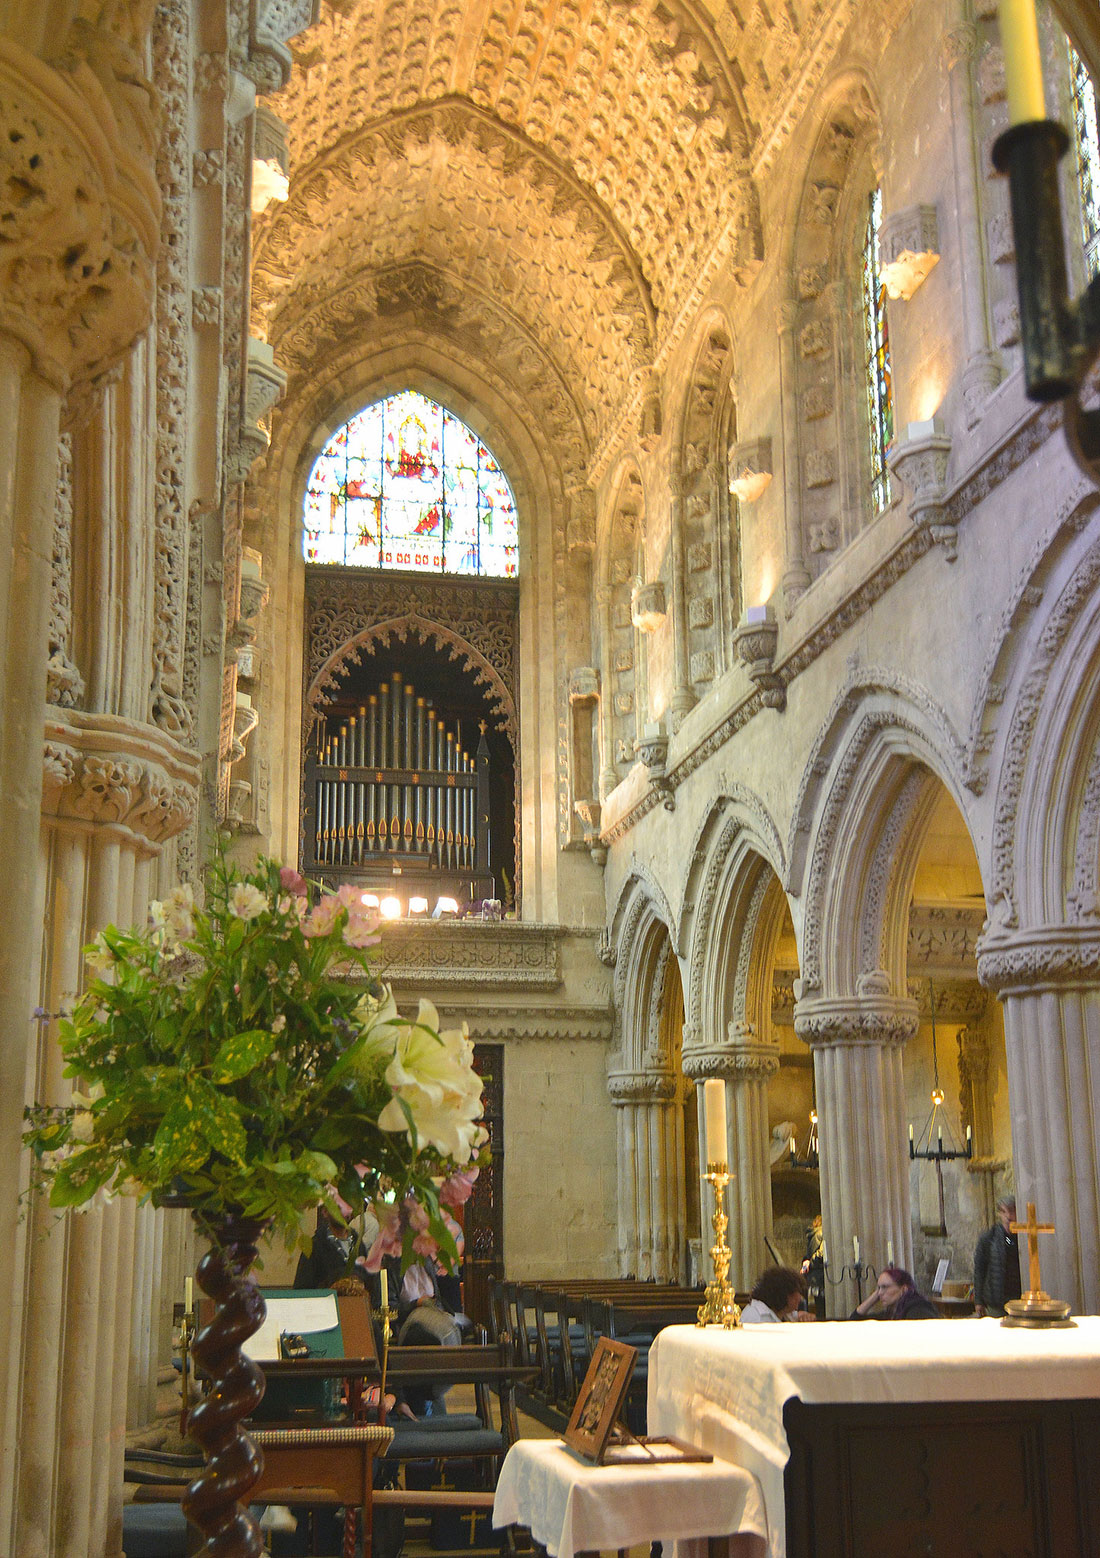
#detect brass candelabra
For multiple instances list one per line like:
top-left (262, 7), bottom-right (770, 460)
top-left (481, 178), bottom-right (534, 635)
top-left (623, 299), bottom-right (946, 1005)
top-left (696, 1162), bottom-right (741, 1328)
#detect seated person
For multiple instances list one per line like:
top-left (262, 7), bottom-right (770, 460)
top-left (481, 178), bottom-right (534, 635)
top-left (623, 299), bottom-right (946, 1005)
top-left (741, 1265), bottom-right (816, 1323)
top-left (851, 1265), bottom-right (938, 1319)
top-left (294, 1204), bottom-right (378, 1290)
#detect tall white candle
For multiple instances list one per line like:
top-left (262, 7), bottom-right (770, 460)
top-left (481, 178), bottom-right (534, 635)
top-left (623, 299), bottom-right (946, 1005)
top-left (703, 1079), bottom-right (727, 1165)
top-left (853, 1235), bottom-right (860, 1264)
top-left (886, 1239), bottom-right (894, 1264)
top-left (380, 1267), bottom-right (388, 1310)
top-left (999, 0), bottom-right (1046, 125)
top-left (185, 1277), bottom-right (193, 1314)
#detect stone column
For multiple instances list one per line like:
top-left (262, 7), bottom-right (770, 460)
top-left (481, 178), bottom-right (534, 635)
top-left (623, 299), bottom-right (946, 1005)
top-left (795, 977), bottom-right (918, 1315)
top-left (0, 17), bottom-right (160, 1541)
top-left (776, 301), bottom-right (811, 610)
top-left (683, 1028), bottom-right (779, 1291)
top-left (608, 1070), bottom-right (686, 1281)
top-left (977, 925), bottom-right (1100, 1313)
top-left (667, 473), bottom-right (696, 728)
top-left (943, 14), bottom-right (1002, 424)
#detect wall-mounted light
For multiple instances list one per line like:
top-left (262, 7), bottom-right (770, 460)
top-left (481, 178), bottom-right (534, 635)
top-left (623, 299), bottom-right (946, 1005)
top-left (361, 892), bottom-right (380, 908)
top-left (380, 896), bottom-right (402, 920)
top-left (727, 436), bottom-right (773, 502)
top-left (432, 897), bottom-right (459, 919)
top-left (408, 896), bottom-right (429, 915)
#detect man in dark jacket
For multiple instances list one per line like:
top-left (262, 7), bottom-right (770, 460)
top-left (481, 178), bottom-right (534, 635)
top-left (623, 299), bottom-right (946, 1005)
top-left (974, 1196), bottom-right (1022, 1316)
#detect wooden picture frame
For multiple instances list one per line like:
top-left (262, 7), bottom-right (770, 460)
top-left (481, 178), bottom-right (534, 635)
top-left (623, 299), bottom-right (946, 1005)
top-left (563, 1337), bottom-right (637, 1463)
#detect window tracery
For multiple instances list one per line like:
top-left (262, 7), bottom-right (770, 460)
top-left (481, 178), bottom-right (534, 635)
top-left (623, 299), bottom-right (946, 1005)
top-left (303, 390), bottom-right (518, 577)
top-left (861, 188), bottom-right (893, 517)
top-left (1069, 41), bottom-right (1100, 278)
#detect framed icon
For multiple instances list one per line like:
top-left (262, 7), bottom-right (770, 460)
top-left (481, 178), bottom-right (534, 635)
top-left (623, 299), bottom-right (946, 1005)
top-left (563, 1337), bottom-right (637, 1462)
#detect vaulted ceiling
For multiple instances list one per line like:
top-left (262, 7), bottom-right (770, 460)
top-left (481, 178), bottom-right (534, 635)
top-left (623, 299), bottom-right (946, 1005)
top-left (253, 0), bottom-right (852, 468)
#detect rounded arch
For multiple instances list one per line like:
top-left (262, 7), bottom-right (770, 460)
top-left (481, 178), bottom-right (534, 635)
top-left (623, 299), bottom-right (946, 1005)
top-left (609, 868), bottom-right (676, 1067)
top-left (791, 675), bottom-right (975, 997)
top-left (305, 615), bottom-right (517, 750)
top-left (984, 510), bottom-right (1100, 928)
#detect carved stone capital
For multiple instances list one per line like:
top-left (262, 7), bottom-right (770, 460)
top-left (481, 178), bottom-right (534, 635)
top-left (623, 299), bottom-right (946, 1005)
top-left (734, 606), bottom-right (785, 709)
top-left (976, 923), bottom-right (1100, 994)
top-left (888, 426), bottom-right (956, 559)
top-left (42, 712), bottom-right (201, 845)
top-left (568, 667), bottom-right (600, 706)
top-left (0, 31), bottom-right (160, 388)
top-left (794, 986), bottom-right (920, 1047)
top-left (607, 1069), bottom-right (678, 1105)
top-left (681, 1042), bottom-right (780, 1081)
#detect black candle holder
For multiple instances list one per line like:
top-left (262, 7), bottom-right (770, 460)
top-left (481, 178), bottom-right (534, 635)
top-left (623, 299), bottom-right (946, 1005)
top-left (993, 119), bottom-right (1100, 480)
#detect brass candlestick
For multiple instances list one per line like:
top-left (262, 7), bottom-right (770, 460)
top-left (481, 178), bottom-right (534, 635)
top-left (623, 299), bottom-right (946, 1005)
top-left (1001, 1200), bottom-right (1074, 1328)
top-left (696, 1162), bottom-right (741, 1328)
top-left (377, 1298), bottom-right (397, 1411)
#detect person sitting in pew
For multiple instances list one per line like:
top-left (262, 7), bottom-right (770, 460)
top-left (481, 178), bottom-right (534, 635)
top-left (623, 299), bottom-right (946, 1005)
top-left (851, 1265), bottom-right (939, 1320)
top-left (741, 1266), bottom-right (816, 1323)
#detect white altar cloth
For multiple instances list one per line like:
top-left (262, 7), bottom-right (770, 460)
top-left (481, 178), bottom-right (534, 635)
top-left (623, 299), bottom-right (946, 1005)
top-left (492, 1435), bottom-right (767, 1558)
top-left (647, 1317), bottom-right (1100, 1558)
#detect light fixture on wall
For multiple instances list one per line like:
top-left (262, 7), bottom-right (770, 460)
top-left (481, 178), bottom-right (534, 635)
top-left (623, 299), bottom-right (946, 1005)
top-left (908, 980), bottom-right (972, 1236)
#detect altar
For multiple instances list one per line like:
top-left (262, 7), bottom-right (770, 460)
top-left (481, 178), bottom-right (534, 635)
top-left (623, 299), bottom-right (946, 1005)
top-left (647, 1318), bottom-right (1100, 1558)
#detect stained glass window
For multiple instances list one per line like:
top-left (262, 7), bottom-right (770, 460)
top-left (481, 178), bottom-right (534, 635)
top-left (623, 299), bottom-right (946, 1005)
top-left (861, 187), bottom-right (893, 516)
top-left (302, 391), bottom-right (518, 577)
top-left (1069, 41), bottom-right (1100, 279)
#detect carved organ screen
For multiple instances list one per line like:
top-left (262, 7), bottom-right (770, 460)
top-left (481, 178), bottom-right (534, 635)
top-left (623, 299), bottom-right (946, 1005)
top-left (302, 390), bottom-right (518, 577)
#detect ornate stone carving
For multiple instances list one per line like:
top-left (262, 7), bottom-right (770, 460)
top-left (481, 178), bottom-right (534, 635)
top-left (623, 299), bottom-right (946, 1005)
top-left (0, 22), bottom-right (160, 388)
top-left (734, 607), bottom-right (785, 711)
top-left (568, 667), bottom-right (600, 705)
top-left (680, 1043), bottom-right (780, 1080)
top-left (690, 650), bottom-right (715, 683)
top-left (728, 436), bottom-right (773, 502)
top-left (607, 1070), bottom-right (678, 1105)
top-left (794, 985), bottom-right (920, 1046)
top-left (631, 581), bottom-right (667, 632)
top-left (43, 712), bottom-right (200, 845)
top-left (878, 204), bottom-right (940, 301)
top-left (889, 424), bottom-right (956, 558)
top-left (374, 920), bottom-right (564, 990)
top-left (976, 923), bottom-right (1100, 992)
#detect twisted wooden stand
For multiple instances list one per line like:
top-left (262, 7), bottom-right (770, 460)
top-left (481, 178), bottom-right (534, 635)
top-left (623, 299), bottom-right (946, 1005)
top-left (182, 1215), bottom-right (269, 1557)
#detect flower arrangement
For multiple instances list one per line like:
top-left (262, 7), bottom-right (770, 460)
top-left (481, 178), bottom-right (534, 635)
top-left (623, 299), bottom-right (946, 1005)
top-left (22, 854), bottom-right (486, 1263)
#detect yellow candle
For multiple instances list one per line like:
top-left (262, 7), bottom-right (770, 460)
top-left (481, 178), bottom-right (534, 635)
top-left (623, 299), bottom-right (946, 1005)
top-left (886, 1239), bottom-right (894, 1264)
top-left (999, 0), bottom-right (1046, 125)
top-left (380, 1267), bottom-right (388, 1311)
top-left (185, 1277), bottom-right (193, 1314)
top-left (703, 1079), bottom-right (726, 1165)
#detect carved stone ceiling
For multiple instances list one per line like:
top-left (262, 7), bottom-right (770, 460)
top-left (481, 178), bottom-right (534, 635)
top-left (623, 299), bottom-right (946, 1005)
top-left (255, 0), bottom-right (844, 456)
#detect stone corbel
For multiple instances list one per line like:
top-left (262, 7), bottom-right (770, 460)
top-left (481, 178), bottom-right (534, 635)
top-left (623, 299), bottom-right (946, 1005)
top-left (228, 338), bottom-right (287, 485)
top-left (728, 436), bottom-right (773, 502)
top-left (568, 667), bottom-right (599, 705)
top-left (734, 605), bottom-right (785, 709)
top-left (636, 724), bottom-right (674, 810)
top-left (888, 419), bottom-right (956, 558)
top-left (573, 798), bottom-right (606, 864)
top-left (878, 204), bottom-right (940, 301)
top-left (252, 103), bottom-right (290, 213)
top-left (231, 691), bottom-right (260, 765)
top-left (631, 580), bottom-right (667, 632)
top-left (607, 1069), bottom-right (678, 1105)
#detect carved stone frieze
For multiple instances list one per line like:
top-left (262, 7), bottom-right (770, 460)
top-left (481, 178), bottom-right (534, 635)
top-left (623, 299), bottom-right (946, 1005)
top-left (304, 569), bottom-right (519, 745)
top-left (680, 1038), bottom-right (780, 1080)
top-left (375, 920), bottom-right (563, 989)
top-left (42, 712), bottom-right (201, 845)
top-left (908, 903), bottom-right (985, 969)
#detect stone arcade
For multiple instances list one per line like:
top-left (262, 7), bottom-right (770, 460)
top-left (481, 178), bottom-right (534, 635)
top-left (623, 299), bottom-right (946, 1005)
top-left (3, 0), bottom-right (1100, 1552)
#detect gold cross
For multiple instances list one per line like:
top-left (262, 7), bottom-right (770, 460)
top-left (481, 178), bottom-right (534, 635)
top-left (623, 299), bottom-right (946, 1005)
top-left (460, 1509), bottom-right (481, 1543)
top-left (1010, 1200), bottom-right (1055, 1296)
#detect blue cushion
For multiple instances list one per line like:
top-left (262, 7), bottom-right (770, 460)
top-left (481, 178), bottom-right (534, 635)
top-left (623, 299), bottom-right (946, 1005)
top-left (123, 1502), bottom-right (190, 1558)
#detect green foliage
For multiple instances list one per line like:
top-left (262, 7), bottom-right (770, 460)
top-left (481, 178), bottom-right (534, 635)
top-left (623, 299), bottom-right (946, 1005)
top-left (22, 855), bottom-right (485, 1257)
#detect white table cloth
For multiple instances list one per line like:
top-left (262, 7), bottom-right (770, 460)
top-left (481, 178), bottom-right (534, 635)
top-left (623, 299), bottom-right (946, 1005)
top-left (492, 1435), bottom-right (767, 1558)
top-left (647, 1317), bottom-right (1100, 1558)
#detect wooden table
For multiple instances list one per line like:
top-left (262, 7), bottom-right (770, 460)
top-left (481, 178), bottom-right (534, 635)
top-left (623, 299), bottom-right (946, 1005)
top-left (648, 1318), bottom-right (1100, 1558)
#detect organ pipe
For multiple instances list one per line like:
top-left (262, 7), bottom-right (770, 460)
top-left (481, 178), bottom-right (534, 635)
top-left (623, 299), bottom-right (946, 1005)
top-left (308, 672), bottom-right (491, 882)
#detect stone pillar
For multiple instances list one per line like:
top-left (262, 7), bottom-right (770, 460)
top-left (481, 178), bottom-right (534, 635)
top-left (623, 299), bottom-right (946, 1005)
top-left (667, 473), bottom-right (696, 728)
top-left (776, 301), bottom-right (811, 610)
top-left (943, 14), bottom-right (1001, 424)
top-left (683, 1028), bottom-right (779, 1292)
top-left (608, 1070), bottom-right (686, 1281)
top-left (795, 977), bottom-right (918, 1315)
top-left (977, 925), bottom-right (1100, 1313)
top-left (596, 585), bottom-right (620, 799)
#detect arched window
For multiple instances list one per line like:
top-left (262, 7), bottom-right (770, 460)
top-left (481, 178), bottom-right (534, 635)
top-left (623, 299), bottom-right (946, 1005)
top-left (861, 187), bottom-right (893, 516)
top-left (1069, 41), bottom-right (1100, 278)
top-left (303, 390), bottom-right (518, 577)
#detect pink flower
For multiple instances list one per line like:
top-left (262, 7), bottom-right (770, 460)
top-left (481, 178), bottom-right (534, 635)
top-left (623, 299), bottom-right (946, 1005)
top-left (412, 1228), bottom-right (439, 1258)
top-left (439, 1168), bottom-right (479, 1209)
top-left (304, 894), bottom-right (340, 938)
top-left (363, 1201), bottom-right (403, 1271)
top-left (280, 866), bottom-right (308, 895)
top-left (343, 906), bottom-right (381, 949)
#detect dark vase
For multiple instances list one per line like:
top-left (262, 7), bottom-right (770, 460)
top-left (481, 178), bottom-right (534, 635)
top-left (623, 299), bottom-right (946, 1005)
top-left (182, 1213), bottom-right (270, 1557)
